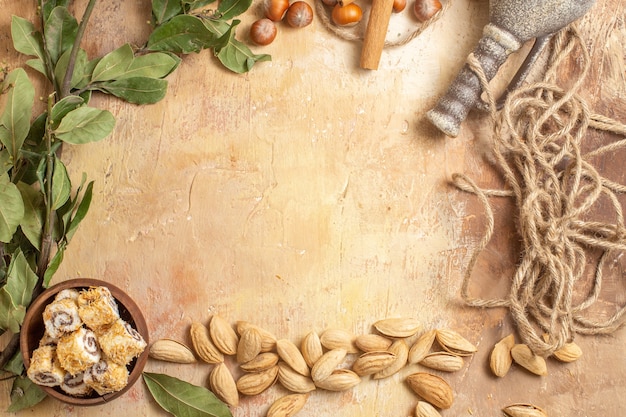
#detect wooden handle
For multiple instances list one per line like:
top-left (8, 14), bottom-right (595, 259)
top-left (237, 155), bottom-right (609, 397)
top-left (359, 0), bottom-right (394, 70)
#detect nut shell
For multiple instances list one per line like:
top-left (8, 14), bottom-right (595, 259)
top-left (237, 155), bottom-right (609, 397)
top-left (285, 1), bottom-right (314, 28)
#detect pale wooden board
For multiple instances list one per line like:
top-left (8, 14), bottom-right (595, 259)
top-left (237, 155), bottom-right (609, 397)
top-left (1, 0), bottom-right (625, 416)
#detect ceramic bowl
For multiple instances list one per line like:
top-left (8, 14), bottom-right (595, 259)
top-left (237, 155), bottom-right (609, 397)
top-left (20, 278), bottom-right (149, 406)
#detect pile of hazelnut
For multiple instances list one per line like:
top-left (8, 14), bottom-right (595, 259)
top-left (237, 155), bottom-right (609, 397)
top-left (249, 0), bottom-right (443, 46)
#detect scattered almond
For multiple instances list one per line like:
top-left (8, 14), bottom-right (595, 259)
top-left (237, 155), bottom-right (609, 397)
top-left (373, 339), bottom-right (408, 379)
top-left (552, 342), bottom-right (582, 363)
top-left (210, 314), bottom-right (239, 356)
top-left (408, 330), bottom-right (436, 364)
top-left (406, 372), bottom-right (454, 410)
top-left (311, 348), bottom-right (347, 382)
top-left (511, 344), bottom-right (548, 376)
top-left (490, 334), bottom-right (515, 377)
top-left (277, 339), bottom-right (310, 377)
top-left (149, 339), bottom-right (197, 364)
top-left (319, 328), bottom-right (359, 353)
top-left (419, 352), bottom-right (464, 372)
top-left (236, 321), bottom-right (277, 352)
top-left (190, 322), bottom-right (224, 364)
top-left (301, 331), bottom-right (324, 368)
top-left (435, 329), bottom-right (477, 356)
top-left (415, 400), bottom-right (443, 417)
top-left (502, 403), bottom-right (548, 417)
top-left (240, 352), bottom-right (280, 372)
top-left (278, 362), bottom-right (317, 393)
top-left (236, 365), bottom-right (279, 396)
top-left (374, 318), bottom-right (421, 338)
top-left (267, 393), bottom-right (310, 417)
top-left (314, 369), bottom-right (361, 391)
top-left (209, 362), bottom-right (239, 407)
top-left (355, 334), bottom-right (393, 353)
top-left (237, 327), bottom-right (263, 364)
top-left (352, 351), bottom-right (396, 376)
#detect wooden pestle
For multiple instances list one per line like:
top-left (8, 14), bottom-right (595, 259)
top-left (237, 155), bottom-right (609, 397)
top-left (359, 0), bottom-right (394, 70)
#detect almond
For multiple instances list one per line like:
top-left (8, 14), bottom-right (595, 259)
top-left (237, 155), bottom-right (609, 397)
top-left (435, 329), bottom-right (477, 356)
top-left (240, 352), bottom-right (279, 372)
top-left (209, 362), bottom-right (239, 407)
top-left (301, 331), bottom-right (324, 368)
top-left (373, 339), bottom-right (409, 379)
top-left (355, 334), bottom-right (393, 353)
top-left (237, 327), bottom-right (263, 364)
top-left (278, 362), bottom-right (317, 393)
top-left (406, 372), bottom-right (454, 410)
top-left (319, 328), bottom-right (359, 353)
top-left (352, 351), bottom-right (396, 376)
top-left (209, 314), bottom-right (239, 356)
top-left (277, 339), bottom-right (310, 377)
top-left (236, 365), bottom-right (279, 396)
top-left (373, 318), bottom-right (421, 338)
top-left (311, 348), bottom-right (347, 382)
top-left (502, 403), bottom-right (548, 417)
top-left (419, 352), bottom-right (464, 372)
top-left (314, 369), bottom-right (361, 391)
top-left (415, 401), bottom-right (443, 417)
top-left (149, 339), bottom-right (197, 364)
top-left (236, 321), bottom-right (277, 352)
top-left (190, 322), bottom-right (224, 364)
top-left (490, 334), bottom-right (515, 377)
top-left (552, 341), bottom-right (582, 363)
top-left (267, 393), bottom-right (310, 417)
top-left (408, 330), bottom-right (436, 364)
top-left (511, 344), bottom-right (548, 376)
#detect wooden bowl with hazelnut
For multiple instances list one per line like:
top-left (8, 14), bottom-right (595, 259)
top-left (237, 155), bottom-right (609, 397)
top-left (20, 278), bottom-right (149, 406)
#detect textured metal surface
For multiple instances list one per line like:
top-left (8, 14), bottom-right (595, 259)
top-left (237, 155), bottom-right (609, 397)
top-left (426, 0), bottom-right (597, 137)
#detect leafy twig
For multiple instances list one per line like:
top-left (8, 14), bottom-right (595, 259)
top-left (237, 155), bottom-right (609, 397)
top-left (60, 0), bottom-right (97, 98)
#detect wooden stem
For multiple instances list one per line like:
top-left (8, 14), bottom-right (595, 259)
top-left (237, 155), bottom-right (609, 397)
top-left (359, 0), bottom-right (394, 70)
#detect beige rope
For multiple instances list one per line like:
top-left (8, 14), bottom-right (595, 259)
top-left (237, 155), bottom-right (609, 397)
top-left (455, 25), bottom-right (626, 357)
top-left (314, 0), bottom-right (452, 47)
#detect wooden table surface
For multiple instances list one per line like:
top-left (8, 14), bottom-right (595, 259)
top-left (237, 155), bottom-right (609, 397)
top-left (1, 0), bottom-right (625, 416)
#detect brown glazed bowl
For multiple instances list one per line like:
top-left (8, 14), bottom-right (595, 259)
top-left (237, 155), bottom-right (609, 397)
top-left (20, 278), bottom-right (149, 406)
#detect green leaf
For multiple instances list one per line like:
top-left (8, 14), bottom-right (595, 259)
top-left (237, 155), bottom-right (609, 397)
top-left (44, 6), bottom-right (78, 66)
top-left (0, 174), bottom-right (24, 243)
top-left (51, 156), bottom-right (71, 210)
top-left (42, 244), bottom-right (64, 288)
top-left (50, 95), bottom-right (84, 130)
top-left (65, 179), bottom-right (93, 241)
top-left (0, 68), bottom-right (35, 161)
top-left (54, 106), bottom-right (115, 144)
top-left (120, 53), bottom-right (181, 79)
top-left (7, 375), bottom-right (47, 412)
top-left (217, 0), bottom-right (252, 20)
top-left (147, 15), bottom-right (219, 54)
top-left (11, 16), bottom-right (45, 60)
top-left (0, 249), bottom-right (38, 333)
top-left (3, 349), bottom-right (24, 376)
top-left (152, 0), bottom-right (183, 25)
top-left (0, 149), bottom-right (12, 174)
top-left (91, 44), bottom-right (134, 83)
top-left (183, 0), bottom-right (217, 11)
top-left (42, 0), bottom-right (70, 22)
top-left (24, 113), bottom-right (48, 154)
top-left (25, 59), bottom-right (47, 77)
top-left (99, 77), bottom-right (168, 104)
top-left (54, 48), bottom-right (89, 91)
top-left (16, 182), bottom-right (44, 251)
top-left (143, 373), bottom-right (233, 417)
top-left (215, 23), bottom-right (271, 73)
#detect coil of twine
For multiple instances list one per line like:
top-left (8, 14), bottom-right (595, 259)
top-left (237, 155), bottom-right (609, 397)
top-left (454, 25), bottom-right (626, 356)
top-left (314, 0), bottom-right (452, 47)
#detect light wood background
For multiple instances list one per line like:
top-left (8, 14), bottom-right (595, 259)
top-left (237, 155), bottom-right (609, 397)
top-left (1, 0), bottom-right (625, 416)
